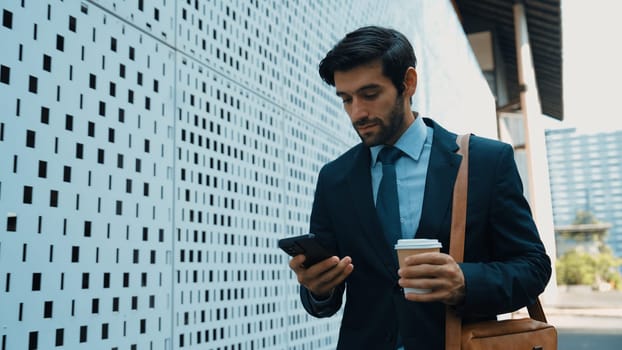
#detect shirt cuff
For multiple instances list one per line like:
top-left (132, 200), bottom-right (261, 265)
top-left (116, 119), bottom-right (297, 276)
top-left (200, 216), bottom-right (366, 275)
top-left (306, 288), bottom-right (338, 317)
top-left (309, 288), bottom-right (335, 304)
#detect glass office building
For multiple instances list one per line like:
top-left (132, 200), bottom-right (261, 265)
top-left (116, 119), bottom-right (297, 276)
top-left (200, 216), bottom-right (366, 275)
top-left (546, 128), bottom-right (622, 257)
top-left (0, 1), bottom-right (493, 349)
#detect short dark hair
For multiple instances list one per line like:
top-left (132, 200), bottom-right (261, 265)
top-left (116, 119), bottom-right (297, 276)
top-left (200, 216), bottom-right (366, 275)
top-left (318, 26), bottom-right (417, 95)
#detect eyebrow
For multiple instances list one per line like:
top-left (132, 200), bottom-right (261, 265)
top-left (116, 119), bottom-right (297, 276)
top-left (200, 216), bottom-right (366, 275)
top-left (336, 83), bottom-right (382, 97)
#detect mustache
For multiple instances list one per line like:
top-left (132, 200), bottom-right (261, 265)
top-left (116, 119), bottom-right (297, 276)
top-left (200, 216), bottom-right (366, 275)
top-left (353, 117), bottom-right (381, 128)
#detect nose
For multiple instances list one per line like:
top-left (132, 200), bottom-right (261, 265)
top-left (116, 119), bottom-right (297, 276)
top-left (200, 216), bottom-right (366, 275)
top-left (349, 97), bottom-right (369, 123)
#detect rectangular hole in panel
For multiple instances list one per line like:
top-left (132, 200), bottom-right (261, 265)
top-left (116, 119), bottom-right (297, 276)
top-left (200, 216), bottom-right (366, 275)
top-left (55, 329), bottom-right (63, 346)
top-left (92, 298), bottom-right (99, 314)
top-left (82, 273), bottom-right (89, 289)
top-left (44, 301), bottom-right (53, 318)
top-left (76, 143), bottom-right (83, 159)
top-left (63, 166), bottom-right (71, 182)
top-left (38, 161), bottom-right (47, 177)
top-left (6, 213), bottom-right (16, 232)
top-left (69, 16), bottom-right (76, 32)
top-left (102, 323), bottom-right (108, 339)
top-left (0, 65), bottom-right (9, 84)
top-left (28, 331), bottom-right (37, 350)
top-left (79, 325), bottom-right (87, 343)
top-left (28, 75), bottom-right (37, 93)
top-left (56, 35), bottom-right (64, 51)
top-left (40, 106), bottom-right (49, 124)
top-left (43, 54), bottom-right (51, 72)
top-left (50, 190), bottom-right (58, 207)
top-left (84, 221), bottom-right (91, 237)
top-left (72, 246), bottom-right (79, 262)
top-left (26, 130), bottom-right (35, 148)
top-left (32, 273), bottom-right (41, 291)
top-left (2, 9), bottom-right (12, 28)
top-left (65, 114), bottom-right (73, 130)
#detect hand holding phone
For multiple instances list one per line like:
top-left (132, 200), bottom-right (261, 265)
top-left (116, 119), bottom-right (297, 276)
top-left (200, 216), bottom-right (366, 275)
top-left (278, 233), bottom-right (334, 268)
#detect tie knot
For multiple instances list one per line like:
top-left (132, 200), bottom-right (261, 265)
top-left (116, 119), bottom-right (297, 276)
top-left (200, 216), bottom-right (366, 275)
top-left (378, 146), bottom-right (403, 165)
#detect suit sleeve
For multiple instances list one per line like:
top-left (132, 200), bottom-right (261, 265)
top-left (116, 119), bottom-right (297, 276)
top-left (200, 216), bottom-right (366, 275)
top-left (458, 143), bottom-right (552, 316)
top-left (299, 164), bottom-right (345, 318)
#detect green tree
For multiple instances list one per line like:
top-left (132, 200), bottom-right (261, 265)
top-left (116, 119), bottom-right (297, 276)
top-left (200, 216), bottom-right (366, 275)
top-left (556, 210), bottom-right (622, 289)
top-left (556, 247), bottom-right (622, 289)
top-left (556, 250), bottom-right (595, 285)
top-left (572, 210), bottom-right (598, 225)
top-left (594, 246), bottom-right (622, 289)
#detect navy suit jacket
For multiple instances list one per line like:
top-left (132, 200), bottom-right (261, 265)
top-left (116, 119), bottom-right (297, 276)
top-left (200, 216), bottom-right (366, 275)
top-left (301, 118), bottom-right (551, 350)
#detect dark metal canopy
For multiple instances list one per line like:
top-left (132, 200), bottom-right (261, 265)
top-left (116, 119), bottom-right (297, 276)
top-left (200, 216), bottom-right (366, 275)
top-left (454, 0), bottom-right (563, 120)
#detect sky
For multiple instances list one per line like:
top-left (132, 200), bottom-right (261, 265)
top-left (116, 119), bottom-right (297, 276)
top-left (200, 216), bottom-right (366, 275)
top-left (542, 0), bottom-right (622, 134)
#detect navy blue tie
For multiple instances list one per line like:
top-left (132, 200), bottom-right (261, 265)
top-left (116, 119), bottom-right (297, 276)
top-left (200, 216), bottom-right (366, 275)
top-left (376, 146), bottom-right (403, 247)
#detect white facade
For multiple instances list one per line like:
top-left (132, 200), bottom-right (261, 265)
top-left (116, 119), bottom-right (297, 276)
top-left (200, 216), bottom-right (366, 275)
top-left (0, 1), bottom-right (494, 349)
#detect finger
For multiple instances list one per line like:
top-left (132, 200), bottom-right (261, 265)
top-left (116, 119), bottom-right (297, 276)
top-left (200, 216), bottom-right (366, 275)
top-left (316, 256), bottom-right (353, 282)
top-left (291, 255), bottom-right (342, 288)
top-left (398, 274), bottom-right (448, 289)
top-left (399, 256), bottom-right (462, 281)
top-left (398, 266), bottom-right (465, 305)
top-left (404, 252), bottom-right (452, 265)
top-left (311, 257), bottom-right (351, 285)
top-left (306, 255), bottom-right (340, 274)
top-left (307, 257), bottom-right (354, 293)
top-left (398, 263), bottom-right (446, 279)
top-left (288, 255), bottom-right (307, 272)
top-left (403, 289), bottom-right (448, 303)
top-left (402, 284), bottom-right (464, 305)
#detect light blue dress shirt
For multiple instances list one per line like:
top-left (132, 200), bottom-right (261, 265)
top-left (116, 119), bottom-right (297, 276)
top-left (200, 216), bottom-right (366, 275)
top-left (370, 116), bottom-right (433, 239)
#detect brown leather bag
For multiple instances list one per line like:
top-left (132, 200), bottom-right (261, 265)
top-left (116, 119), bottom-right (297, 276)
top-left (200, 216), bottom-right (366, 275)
top-left (445, 134), bottom-right (557, 350)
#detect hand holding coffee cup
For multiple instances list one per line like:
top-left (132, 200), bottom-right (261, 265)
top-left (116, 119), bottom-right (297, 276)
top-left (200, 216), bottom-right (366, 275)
top-left (394, 239), bottom-right (442, 295)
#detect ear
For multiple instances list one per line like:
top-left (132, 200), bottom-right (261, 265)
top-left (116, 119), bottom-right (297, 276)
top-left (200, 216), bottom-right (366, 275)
top-left (402, 67), bottom-right (418, 97)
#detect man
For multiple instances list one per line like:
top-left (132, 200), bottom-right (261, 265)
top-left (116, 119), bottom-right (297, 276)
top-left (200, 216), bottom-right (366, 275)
top-left (288, 26), bottom-right (551, 349)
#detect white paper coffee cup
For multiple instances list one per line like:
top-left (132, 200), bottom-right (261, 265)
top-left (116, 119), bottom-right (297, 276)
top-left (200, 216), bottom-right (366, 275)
top-left (394, 239), bottom-right (442, 295)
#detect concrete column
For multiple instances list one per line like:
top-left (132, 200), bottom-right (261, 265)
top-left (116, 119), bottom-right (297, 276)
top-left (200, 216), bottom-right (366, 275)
top-left (513, 1), bottom-right (559, 304)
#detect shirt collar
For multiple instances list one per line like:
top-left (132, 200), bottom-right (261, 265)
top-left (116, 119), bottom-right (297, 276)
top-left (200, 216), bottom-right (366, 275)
top-left (370, 115), bottom-right (428, 166)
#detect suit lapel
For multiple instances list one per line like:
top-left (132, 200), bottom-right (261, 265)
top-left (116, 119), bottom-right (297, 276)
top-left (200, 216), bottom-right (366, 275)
top-left (417, 119), bottom-right (462, 250)
top-left (346, 146), bottom-right (398, 276)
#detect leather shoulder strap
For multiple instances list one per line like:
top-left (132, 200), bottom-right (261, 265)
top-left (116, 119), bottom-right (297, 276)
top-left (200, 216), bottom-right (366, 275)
top-left (445, 134), bottom-right (470, 350)
top-left (449, 134), bottom-right (469, 263)
top-left (445, 134), bottom-right (547, 350)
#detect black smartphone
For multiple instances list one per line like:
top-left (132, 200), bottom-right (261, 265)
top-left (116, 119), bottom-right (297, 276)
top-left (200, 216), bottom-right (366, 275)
top-left (278, 233), bottom-right (334, 268)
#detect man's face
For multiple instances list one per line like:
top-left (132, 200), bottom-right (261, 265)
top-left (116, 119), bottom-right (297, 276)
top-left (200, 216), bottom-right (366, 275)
top-left (334, 61), bottom-right (412, 146)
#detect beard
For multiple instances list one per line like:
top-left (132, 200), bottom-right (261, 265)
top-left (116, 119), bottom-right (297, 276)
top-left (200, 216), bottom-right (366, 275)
top-left (352, 94), bottom-right (406, 147)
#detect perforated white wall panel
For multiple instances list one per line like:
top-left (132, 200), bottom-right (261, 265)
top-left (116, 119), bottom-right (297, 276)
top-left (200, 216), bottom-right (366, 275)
top-left (0, 1), bottom-right (380, 349)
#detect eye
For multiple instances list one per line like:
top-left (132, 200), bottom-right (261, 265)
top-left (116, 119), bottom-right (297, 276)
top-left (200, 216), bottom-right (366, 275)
top-left (341, 97), bottom-right (352, 105)
top-left (363, 93), bottom-right (378, 100)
